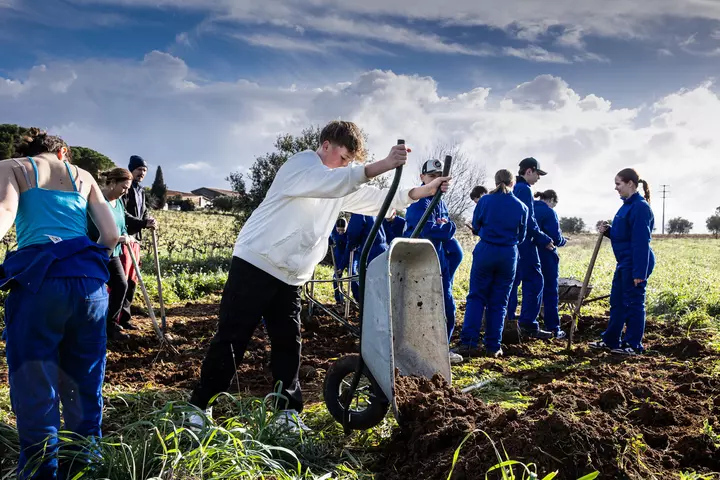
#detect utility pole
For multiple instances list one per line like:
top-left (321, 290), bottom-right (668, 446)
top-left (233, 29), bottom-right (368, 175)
top-left (660, 185), bottom-right (670, 234)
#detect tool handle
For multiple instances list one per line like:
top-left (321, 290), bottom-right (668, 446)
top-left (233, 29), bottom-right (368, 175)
top-left (567, 231), bottom-right (604, 350)
top-left (410, 154), bottom-right (452, 238)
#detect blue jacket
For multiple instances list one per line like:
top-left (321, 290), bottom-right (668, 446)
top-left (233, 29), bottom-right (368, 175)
top-left (514, 178), bottom-right (552, 248)
top-left (329, 229), bottom-right (348, 271)
top-left (534, 200), bottom-right (566, 248)
top-left (1, 236), bottom-right (110, 294)
top-left (382, 216), bottom-right (406, 245)
top-left (472, 192), bottom-right (528, 246)
top-left (607, 192), bottom-right (655, 279)
top-left (404, 195), bottom-right (456, 269)
top-left (344, 213), bottom-right (388, 268)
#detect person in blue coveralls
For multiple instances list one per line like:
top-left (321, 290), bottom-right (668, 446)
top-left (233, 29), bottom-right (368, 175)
top-left (404, 158), bottom-right (463, 364)
top-left (344, 212), bottom-right (389, 300)
top-left (329, 217), bottom-right (349, 305)
top-left (590, 168), bottom-right (655, 355)
top-left (455, 169), bottom-right (528, 357)
top-left (506, 157), bottom-right (556, 340)
top-left (466, 185), bottom-right (488, 235)
top-left (382, 209), bottom-right (406, 245)
top-left (533, 189), bottom-right (568, 339)
top-left (0, 129), bottom-right (120, 479)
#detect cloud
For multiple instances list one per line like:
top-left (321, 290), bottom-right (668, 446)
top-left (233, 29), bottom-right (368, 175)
top-left (1, 52), bottom-right (718, 231)
top-left (501, 46), bottom-right (570, 63)
top-left (233, 33), bottom-right (393, 56)
top-left (175, 32), bottom-right (191, 46)
top-left (712, 29), bottom-right (720, 40)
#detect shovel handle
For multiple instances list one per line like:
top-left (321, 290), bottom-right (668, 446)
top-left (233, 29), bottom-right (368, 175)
top-left (567, 231), bottom-right (604, 350)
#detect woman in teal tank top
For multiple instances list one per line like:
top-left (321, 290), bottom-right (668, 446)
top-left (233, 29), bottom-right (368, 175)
top-left (88, 168), bottom-right (135, 342)
top-left (0, 129), bottom-right (119, 479)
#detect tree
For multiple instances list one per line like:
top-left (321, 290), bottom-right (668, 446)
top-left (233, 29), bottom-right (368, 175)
top-left (667, 217), bottom-right (693, 235)
top-left (212, 195), bottom-right (241, 212)
top-left (70, 146), bottom-right (115, 180)
top-left (227, 125), bottom-right (324, 215)
top-left (0, 124), bottom-right (115, 180)
top-left (422, 142), bottom-right (487, 222)
top-left (150, 166), bottom-right (168, 210)
top-left (560, 217), bottom-right (586, 234)
top-left (706, 207), bottom-right (720, 238)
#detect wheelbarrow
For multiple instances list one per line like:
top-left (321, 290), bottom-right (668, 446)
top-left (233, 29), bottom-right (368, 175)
top-left (323, 141), bottom-right (453, 433)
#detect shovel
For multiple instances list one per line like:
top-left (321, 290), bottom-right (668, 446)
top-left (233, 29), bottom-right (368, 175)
top-left (567, 231), bottom-right (605, 351)
top-left (151, 229), bottom-right (167, 333)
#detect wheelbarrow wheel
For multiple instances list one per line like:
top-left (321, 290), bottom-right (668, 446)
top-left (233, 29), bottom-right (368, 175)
top-left (323, 354), bottom-right (390, 431)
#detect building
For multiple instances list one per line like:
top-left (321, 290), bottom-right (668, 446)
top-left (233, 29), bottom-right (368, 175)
top-left (191, 187), bottom-right (239, 200)
top-left (166, 190), bottom-right (212, 209)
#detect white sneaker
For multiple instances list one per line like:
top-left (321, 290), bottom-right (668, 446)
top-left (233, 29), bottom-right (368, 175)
top-left (449, 351), bottom-right (464, 364)
top-left (273, 409), bottom-right (311, 433)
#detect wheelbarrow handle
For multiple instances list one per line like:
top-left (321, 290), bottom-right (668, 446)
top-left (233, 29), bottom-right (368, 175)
top-left (410, 154), bottom-right (452, 238)
top-left (357, 139), bottom-right (405, 313)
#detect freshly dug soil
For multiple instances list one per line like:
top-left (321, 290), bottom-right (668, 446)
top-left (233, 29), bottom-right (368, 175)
top-left (377, 316), bottom-right (720, 480)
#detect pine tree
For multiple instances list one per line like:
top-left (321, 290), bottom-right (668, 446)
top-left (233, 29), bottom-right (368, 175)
top-left (150, 166), bottom-right (168, 210)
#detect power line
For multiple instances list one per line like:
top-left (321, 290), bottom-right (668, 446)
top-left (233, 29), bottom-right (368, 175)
top-left (660, 184), bottom-right (670, 234)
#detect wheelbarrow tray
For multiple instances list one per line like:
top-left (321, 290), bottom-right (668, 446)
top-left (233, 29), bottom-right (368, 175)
top-left (558, 277), bottom-right (593, 303)
top-left (361, 238), bottom-right (452, 420)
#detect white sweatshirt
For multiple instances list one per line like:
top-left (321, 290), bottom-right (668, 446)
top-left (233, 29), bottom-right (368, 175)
top-left (233, 150), bottom-right (415, 286)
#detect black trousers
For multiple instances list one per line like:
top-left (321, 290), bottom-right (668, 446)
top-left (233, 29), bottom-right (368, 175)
top-left (190, 257), bottom-right (304, 412)
top-left (119, 278), bottom-right (137, 324)
top-left (107, 256), bottom-right (128, 325)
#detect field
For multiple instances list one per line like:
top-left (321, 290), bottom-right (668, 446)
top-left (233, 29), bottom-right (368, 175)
top-left (1, 210), bottom-right (720, 479)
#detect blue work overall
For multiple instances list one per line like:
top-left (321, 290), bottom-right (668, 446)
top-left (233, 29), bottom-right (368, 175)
top-left (344, 213), bottom-right (388, 300)
top-left (534, 200), bottom-right (567, 334)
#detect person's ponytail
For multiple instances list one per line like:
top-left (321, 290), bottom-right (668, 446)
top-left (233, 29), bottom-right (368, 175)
top-left (639, 179), bottom-right (651, 203)
top-left (490, 169), bottom-right (514, 194)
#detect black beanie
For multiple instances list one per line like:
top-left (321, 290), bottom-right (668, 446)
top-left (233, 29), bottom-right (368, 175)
top-left (129, 155), bottom-right (148, 172)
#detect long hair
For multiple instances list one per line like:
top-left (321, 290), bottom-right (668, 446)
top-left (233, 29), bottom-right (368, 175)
top-left (617, 168), bottom-right (651, 203)
top-left (534, 189), bottom-right (558, 203)
top-left (14, 127), bottom-right (71, 161)
top-left (99, 168), bottom-right (133, 185)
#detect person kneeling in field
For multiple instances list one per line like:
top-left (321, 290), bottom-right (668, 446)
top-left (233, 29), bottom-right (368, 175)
top-left (188, 120), bottom-right (450, 432)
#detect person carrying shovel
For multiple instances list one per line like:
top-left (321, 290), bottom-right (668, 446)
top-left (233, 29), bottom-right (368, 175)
top-left (187, 120), bottom-right (450, 433)
top-left (589, 168), bottom-right (655, 355)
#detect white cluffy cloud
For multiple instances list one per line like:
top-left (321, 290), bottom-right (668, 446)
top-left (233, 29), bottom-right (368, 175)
top-left (1, 51), bottom-right (718, 231)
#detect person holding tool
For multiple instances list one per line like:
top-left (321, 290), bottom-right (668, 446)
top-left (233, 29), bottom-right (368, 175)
top-left (0, 129), bottom-right (118, 479)
top-left (404, 158), bottom-right (462, 364)
top-left (533, 189), bottom-right (568, 339)
top-left (506, 157), bottom-right (556, 340)
top-left (118, 155), bottom-right (157, 331)
top-left (87, 167), bottom-right (137, 342)
top-left (187, 121), bottom-right (450, 432)
top-left (466, 185), bottom-right (488, 234)
top-left (456, 169), bottom-right (528, 357)
top-left (590, 168), bottom-right (655, 355)
top-left (329, 217), bottom-right (349, 305)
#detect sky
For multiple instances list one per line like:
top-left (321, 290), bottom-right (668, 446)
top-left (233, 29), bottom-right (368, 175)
top-left (1, 0), bottom-right (719, 232)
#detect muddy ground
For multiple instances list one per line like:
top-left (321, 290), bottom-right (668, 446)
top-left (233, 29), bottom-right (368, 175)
top-left (2, 301), bottom-right (718, 479)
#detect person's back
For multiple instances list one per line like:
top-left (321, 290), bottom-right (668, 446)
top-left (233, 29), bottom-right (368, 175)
top-left (474, 193), bottom-right (528, 246)
top-left (0, 129), bottom-right (118, 480)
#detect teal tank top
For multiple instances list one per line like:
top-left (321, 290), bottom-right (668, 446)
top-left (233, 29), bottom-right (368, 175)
top-left (13, 157), bottom-right (89, 250)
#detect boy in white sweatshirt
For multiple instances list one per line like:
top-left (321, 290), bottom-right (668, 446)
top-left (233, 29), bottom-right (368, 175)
top-left (188, 120), bottom-right (449, 431)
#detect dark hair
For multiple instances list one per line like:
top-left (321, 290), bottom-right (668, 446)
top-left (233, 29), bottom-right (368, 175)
top-left (14, 127), bottom-right (71, 161)
top-left (320, 120), bottom-right (367, 162)
top-left (100, 168), bottom-right (133, 185)
top-left (470, 185), bottom-right (488, 200)
top-left (336, 217), bottom-right (348, 229)
top-left (534, 189), bottom-right (558, 203)
top-left (616, 168), bottom-right (651, 203)
top-left (491, 169), bottom-right (514, 194)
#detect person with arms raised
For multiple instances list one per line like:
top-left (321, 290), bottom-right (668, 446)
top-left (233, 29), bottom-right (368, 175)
top-left (187, 121), bottom-right (449, 432)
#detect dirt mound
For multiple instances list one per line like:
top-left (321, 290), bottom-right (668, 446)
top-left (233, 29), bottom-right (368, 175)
top-left (654, 338), bottom-right (709, 359)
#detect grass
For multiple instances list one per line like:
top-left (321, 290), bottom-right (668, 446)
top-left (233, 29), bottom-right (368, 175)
top-left (1, 212), bottom-right (719, 479)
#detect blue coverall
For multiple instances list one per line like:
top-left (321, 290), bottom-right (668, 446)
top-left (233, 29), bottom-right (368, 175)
top-left (329, 229), bottom-right (349, 303)
top-left (602, 192), bottom-right (655, 351)
top-left (459, 191), bottom-right (528, 352)
top-left (344, 213), bottom-right (389, 300)
top-left (507, 177), bottom-right (553, 331)
top-left (444, 237), bottom-right (464, 287)
top-left (404, 195), bottom-right (458, 340)
top-left (534, 200), bottom-right (567, 334)
top-left (1, 157), bottom-right (110, 479)
top-left (382, 215), bottom-right (406, 245)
